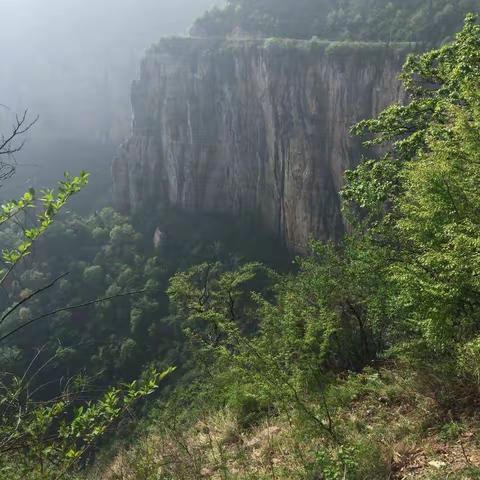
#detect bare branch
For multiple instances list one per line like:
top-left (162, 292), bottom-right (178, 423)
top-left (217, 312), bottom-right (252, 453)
top-left (0, 109), bottom-right (39, 182)
top-left (0, 110), bottom-right (39, 154)
top-left (0, 272), bottom-right (70, 327)
top-left (0, 288), bottom-right (151, 344)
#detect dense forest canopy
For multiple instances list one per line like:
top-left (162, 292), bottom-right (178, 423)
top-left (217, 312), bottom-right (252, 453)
top-left (193, 0), bottom-right (480, 44)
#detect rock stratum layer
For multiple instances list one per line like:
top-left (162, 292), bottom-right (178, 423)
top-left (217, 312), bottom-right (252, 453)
top-left (113, 38), bottom-right (407, 249)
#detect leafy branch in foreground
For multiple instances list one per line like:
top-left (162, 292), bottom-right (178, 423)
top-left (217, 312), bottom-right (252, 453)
top-left (344, 14), bottom-right (480, 224)
top-left (344, 14), bottom-right (480, 361)
top-left (0, 361), bottom-right (174, 480)
top-left (0, 170), bottom-right (169, 479)
top-left (1, 172), bottom-right (89, 273)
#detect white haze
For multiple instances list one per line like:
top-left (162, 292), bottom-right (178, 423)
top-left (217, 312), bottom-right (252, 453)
top-left (0, 0), bottom-right (218, 143)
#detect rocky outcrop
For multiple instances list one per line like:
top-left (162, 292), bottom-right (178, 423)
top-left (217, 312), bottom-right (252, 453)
top-left (113, 37), bottom-right (407, 249)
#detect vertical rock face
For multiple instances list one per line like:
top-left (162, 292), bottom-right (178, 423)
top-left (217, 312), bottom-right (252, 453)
top-left (113, 38), bottom-right (405, 249)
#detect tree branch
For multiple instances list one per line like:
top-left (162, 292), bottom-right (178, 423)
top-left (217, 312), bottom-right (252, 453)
top-left (0, 110), bottom-right (39, 155)
top-left (0, 272), bottom-right (70, 327)
top-left (0, 109), bottom-right (39, 182)
top-left (0, 288), bottom-right (150, 344)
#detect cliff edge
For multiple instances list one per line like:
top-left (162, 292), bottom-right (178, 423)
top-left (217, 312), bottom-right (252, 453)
top-left (113, 37), bottom-right (408, 249)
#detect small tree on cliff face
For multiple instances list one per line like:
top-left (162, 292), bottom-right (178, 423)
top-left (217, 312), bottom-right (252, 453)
top-left (0, 115), bottom-right (171, 479)
top-left (343, 15), bottom-right (480, 371)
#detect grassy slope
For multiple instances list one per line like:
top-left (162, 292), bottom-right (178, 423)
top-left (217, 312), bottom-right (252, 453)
top-left (88, 364), bottom-right (480, 479)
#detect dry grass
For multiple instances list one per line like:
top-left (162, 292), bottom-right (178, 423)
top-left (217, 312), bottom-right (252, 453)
top-left (87, 367), bottom-right (480, 480)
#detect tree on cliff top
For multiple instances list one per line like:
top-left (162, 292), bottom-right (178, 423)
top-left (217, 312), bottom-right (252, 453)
top-left (192, 0), bottom-right (480, 44)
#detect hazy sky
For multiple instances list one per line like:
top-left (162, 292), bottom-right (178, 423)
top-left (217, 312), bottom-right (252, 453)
top-left (0, 0), bottom-right (219, 142)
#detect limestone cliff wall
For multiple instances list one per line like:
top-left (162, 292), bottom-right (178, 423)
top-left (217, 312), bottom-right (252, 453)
top-left (113, 38), bottom-right (406, 249)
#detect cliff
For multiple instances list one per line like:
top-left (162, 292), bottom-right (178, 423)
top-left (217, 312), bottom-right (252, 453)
top-left (113, 37), bottom-right (408, 249)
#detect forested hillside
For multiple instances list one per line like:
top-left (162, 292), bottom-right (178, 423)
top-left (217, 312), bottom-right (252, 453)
top-left (1, 2), bottom-right (480, 480)
top-left (193, 0), bottom-right (479, 44)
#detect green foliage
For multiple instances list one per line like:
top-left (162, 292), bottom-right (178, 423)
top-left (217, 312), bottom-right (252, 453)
top-left (344, 15), bottom-right (480, 365)
top-left (439, 421), bottom-right (463, 441)
top-left (0, 201), bottom-right (290, 475)
top-left (0, 366), bottom-right (173, 479)
top-left (326, 0), bottom-right (480, 44)
top-left (308, 445), bottom-right (358, 480)
top-left (0, 173), bottom-right (175, 478)
top-left (193, 0), bottom-right (479, 45)
top-left (0, 207), bottom-right (174, 389)
top-left (260, 37), bottom-right (412, 58)
top-left (83, 265), bottom-right (104, 286)
top-left (457, 336), bottom-right (480, 385)
top-left (1, 172), bottom-right (88, 266)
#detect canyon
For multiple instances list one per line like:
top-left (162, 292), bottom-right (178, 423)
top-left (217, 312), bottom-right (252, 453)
top-left (113, 37), bottom-right (407, 249)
